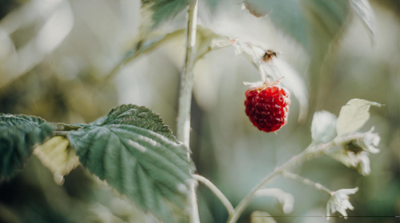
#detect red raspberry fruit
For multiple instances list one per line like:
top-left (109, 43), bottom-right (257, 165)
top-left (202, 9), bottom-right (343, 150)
top-left (244, 82), bottom-right (290, 132)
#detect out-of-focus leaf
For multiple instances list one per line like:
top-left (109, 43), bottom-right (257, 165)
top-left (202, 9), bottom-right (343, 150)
top-left (311, 111), bottom-right (337, 143)
top-left (104, 28), bottom-right (185, 83)
top-left (242, 0), bottom-right (271, 18)
top-left (68, 104), bottom-right (194, 223)
top-left (0, 114), bottom-right (53, 179)
top-left (33, 136), bottom-right (80, 185)
top-left (349, 0), bottom-right (375, 42)
top-left (142, 0), bottom-right (188, 28)
top-left (336, 99), bottom-right (381, 136)
top-left (240, 0), bottom-right (317, 48)
top-left (0, 1), bottom-right (74, 90)
top-left (255, 188), bottom-right (294, 214)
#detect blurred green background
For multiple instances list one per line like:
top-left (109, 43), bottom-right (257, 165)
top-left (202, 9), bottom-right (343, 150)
top-left (0, 0), bottom-right (399, 222)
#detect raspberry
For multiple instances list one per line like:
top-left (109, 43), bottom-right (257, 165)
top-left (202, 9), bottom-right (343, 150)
top-left (244, 82), bottom-right (290, 132)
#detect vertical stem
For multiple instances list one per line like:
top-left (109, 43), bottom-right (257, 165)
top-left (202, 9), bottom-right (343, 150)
top-left (177, 0), bottom-right (198, 148)
top-left (177, 1), bottom-right (200, 223)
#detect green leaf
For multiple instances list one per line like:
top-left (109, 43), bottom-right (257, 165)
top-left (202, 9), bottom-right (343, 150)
top-left (33, 136), bottom-right (80, 185)
top-left (336, 99), bottom-right (381, 136)
top-left (0, 114), bottom-right (54, 179)
top-left (0, 114), bottom-right (47, 127)
top-left (101, 104), bottom-right (177, 142)
top-left (242, 0), bottom-right (349, 49)
top-left (68, 105), bottom-right (194, 223)
top-left (142, 0), bottom-right (188, 28)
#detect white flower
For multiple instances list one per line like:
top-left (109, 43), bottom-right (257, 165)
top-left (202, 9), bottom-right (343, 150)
top-left (329, 128), bottom-right (380, 175)
top-left (311, 111), bottom-right (337, 143)
top-left (353, 128), bottom-right (380, 154)
top-left (326, 188), bottom-right (358, 220)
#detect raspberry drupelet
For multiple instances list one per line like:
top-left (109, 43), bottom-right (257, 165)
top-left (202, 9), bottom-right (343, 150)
top-left (244, 80), bottom-right (290, 132)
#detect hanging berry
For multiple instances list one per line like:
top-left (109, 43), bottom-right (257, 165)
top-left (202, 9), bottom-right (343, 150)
top-left (244, 79), bottom-right (290, 132)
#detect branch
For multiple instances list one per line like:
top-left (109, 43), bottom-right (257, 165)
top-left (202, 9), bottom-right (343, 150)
top-left (282, 171), bottom-right (332, 195)
top-left (194, 175), bottom-right (235, 217)
top-left (227, 141), bottom-right (336, 223)
top-left (194, 44), bottom-right (232, 63)
top-left (177, 0), bottom-right (198, 147)
top-left (177, 1), bottom-right (200, 223)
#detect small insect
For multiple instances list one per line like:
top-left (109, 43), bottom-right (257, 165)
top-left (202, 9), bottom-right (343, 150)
top-left (262, 50), bottom-right (277, 62)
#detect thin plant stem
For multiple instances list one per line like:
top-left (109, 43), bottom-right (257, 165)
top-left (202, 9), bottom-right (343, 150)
top-left (53, 131), bottom-right (69, 137)
top-left (177, 0), bottom-right (198, 149)
top-left (249, 44), bottom-right (265, 82)
top-left (176, 1), bottom-right (200, 223)
top-left (193, 174), bottom-right (235, 217)
top-left (227, 142), bottom-right (333, 223)
top-left (282, 171), bottom-right (333, 195)
top-left (53, 123), bottom-right (81, 131)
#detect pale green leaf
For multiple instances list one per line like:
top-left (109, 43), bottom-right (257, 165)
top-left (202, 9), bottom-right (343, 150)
top-left (336, 99), bottom-right (381, 136)
top-left (33, 136), bottom-right (80, 185)
top-left (349, 0), bottom-right (375, 43)
top-left (311, 111), bottom-right (337, 142)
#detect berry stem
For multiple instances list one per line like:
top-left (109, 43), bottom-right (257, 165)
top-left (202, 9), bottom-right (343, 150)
top-left (176, 1), bottom-right (200, 223)
top-left (193, 175), bottom-right (235, 217)
top-left (249, 44), bottom-right (265, 82)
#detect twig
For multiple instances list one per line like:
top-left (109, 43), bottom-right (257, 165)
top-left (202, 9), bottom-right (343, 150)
top-left (193, 175), bottom-right (235, 217)
top-left (194, 44), bottom-right (232, 63)
top-left (227, 141), bottom-right (337, 223)
top-left (282, 171), bottom-right (332, 195)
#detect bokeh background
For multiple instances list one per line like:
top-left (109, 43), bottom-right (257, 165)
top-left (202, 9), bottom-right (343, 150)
top-left (0, 0), bottom-right (399, 222)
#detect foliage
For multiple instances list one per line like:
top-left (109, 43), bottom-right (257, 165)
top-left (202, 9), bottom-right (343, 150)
top-left (0, 114), bottom-right (53, 180)
top-left (69, 105), bottom-right (194, 223)
top-left (0, 0), bottom-right (397, 223)
top-left (0, 105), bottom-right (195, 223)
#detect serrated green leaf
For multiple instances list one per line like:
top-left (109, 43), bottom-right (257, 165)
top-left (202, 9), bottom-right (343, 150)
top-left (68, 124), bottom-right (193, 223)
top-left (336, 99), bottom-right (381, 136)
top-left (0, 114), bottom-right (47, 127)
top-left (33, 136), bottom-right (80, 185)
top-left (101, 104), bottom-right (177, 142)
top-left (0, 115), bottom-right (53, 179)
